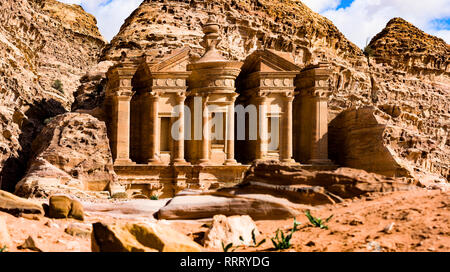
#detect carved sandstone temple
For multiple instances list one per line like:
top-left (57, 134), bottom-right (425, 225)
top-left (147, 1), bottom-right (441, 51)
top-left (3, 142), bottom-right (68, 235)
top-left (104, 16), bottom-right (334, 197)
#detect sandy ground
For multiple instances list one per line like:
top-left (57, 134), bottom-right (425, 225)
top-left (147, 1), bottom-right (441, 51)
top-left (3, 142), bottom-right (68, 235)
top-left (1, 188), bottom-right (448, 252)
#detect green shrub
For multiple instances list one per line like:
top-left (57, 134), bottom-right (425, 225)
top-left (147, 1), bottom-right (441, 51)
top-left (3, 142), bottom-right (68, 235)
top-left (52, 80), bottom-right (64, 94)
top-left (150, 195), bottom-right (159, 200)
top-left (271, 218), bottom-right (301, 250)
top-left (0, 246), bottom-right (7, 252)
top-left (305, 210), bottom-right (333, 230)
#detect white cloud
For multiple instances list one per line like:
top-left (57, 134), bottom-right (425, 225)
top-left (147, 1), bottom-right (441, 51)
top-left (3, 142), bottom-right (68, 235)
top-left (301, 0), bottom-right (341, 13)
top-left (59, 0), bottom-right (450, 48)
top-left (321, 0), bottom-right (450, 48)
top-left (59, 0), bottom-right (143, 41)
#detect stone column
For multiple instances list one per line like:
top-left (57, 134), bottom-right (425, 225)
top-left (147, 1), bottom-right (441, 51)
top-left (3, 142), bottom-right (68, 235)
top-left (225, 96), bottom-right (238, 165)
top-left (309, 95), bottom-right (331, 165)
top-left (281, 95), bottom-right (295, 163)
top-left (295, 63), bottom-right (333, 165)
top-left (148, 93), bottom-right (162, 164)
top-left (172, 94), bottom-right (188, 165)
top-left (257, 96), bottom-right (268, 160)
top-left (199, 98), bottom-right (210, 165)
top-left (113, 93), bottom-right (133, 165)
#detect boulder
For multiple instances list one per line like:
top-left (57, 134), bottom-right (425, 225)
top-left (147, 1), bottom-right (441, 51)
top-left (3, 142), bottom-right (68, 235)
top-left (0, 190), bottom-right (44, 217)
top-left (15, 113), bottom-right (118, 198)
top-left (157, 192), bottom-right (303, 220)
top-left (48, 195), bottom-right (84, 221)
top-left (0, 216), bottom-right (12, 250)
top-left (203, 215), bottom-right (260, 249)
top-left (91, 222), bottom-right (203, 252)
top-left (65, 223), bottom-right (92, 238)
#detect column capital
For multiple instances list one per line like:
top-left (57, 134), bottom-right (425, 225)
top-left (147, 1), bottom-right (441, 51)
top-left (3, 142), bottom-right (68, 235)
top-left (282, 92), bottom-right (295, 102)
top-left (143, 91), bottom-right (160, 100)
top-left (255, 94), bottom-right (268, 104)
top-left (113, 88), bottom-right (134, 100)
top-left (175, 93), bottom-right (187, 103)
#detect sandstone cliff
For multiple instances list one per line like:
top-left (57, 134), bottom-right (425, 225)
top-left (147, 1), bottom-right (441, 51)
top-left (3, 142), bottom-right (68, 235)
top-left (0, 0), bottom-right (105, 191)
top-left (330, 18), bottom-right (449, 182)
top-left (15, 113), bottom-right (117, 199)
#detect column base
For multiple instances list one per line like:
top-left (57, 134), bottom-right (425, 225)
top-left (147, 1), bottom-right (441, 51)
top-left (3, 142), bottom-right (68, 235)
top-left (198, 159), bottom-right (211, 166)
top-left (281, 159), bottom-right (298, 165)
top-left (224, 159), bottom-right (241, 166)
top-left (114, 159), bottom-right (135, 166)
top-left (148, 159), bottom-right (164, 166)
top-left (171, 159), bottom-right (191, 166)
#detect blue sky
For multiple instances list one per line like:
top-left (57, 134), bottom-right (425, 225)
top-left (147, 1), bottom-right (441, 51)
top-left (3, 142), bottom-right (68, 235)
top-left (61, 0), bottom-right (450, 48)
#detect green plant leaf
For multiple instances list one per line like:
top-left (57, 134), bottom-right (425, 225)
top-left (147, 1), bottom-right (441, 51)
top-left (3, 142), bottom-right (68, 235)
top-left (256, 239), bottom-right (266, 247)
top-left (325, 214), bottom-right (334, 223)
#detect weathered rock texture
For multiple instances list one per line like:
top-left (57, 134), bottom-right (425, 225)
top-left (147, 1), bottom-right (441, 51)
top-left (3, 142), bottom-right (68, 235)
top-left (0, 0), bottom-right (105, 191)
top-left (231, 161), bottom-right (417, 200)
top-left (48, 195), bottom-right (84, 221)
top-left (331, 18), bottom-right (449, 182)
top-left (0, 190), bottom-right (44, 217)
top-left (92, 221), bottom-right (203, 252)
top-left (203, 215), bottom-right (260, 249)
top-left (15, 113), bottom-right (117, 198)
top-left (330, 107), bottom-right (448, 185)
top-left (74, 0), bottom-right (448, 183)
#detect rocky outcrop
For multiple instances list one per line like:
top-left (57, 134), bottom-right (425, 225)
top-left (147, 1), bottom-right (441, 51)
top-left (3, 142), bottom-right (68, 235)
top-left (234, 161), bottom-right (417, 200)
top-left (368, 18), bottom-right (449, 75)
top-left (15, 113), bottom-right (117, 198)
top-left (357, 18), bottom-right (450, 182)
top-left (91, 221), bottom-right (203, 252)
top-left (330, 106), bottom-right (448, 184)
top-left (0, 0), bottom-right (105, 192)
top-left (203, 215), bottom-right (260, 249)
top-left (0, 190), bottom-right (44, 217)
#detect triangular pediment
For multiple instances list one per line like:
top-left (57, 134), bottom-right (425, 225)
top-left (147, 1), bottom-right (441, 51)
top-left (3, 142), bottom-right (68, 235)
top-left (143, 47), bottom-right (190, 74)
top-left (241, 49), bottom-right (301, 74)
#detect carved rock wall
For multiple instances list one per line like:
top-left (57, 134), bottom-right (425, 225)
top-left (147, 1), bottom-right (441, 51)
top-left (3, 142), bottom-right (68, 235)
top-left (0, 0), bottom-right (105, 191)
top-left (15, 113), bottom-right (117, 198)
top-left (74, 0), bottom-right (448, 181)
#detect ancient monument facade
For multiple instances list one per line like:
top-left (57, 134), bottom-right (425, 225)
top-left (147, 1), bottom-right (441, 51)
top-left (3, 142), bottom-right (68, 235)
top-left (104, 16), bottom-right (334, 197)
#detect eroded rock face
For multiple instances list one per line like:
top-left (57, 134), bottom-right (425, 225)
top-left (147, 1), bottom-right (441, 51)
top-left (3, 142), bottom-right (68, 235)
top-left (232, 161), bottom-right (417, 201)
top-left (330, 106), bottom-right (448, 184)
top-left (0, 0), bottom-right (105, 192)
top-left (15, 113), bottom-right (117, 198)
top-left (358, 18), bottom-right (450, 182)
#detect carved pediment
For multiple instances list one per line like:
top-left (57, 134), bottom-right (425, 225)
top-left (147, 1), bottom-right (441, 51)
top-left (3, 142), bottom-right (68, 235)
top-left (145, 47), bottom-right (190, 73)
top-left (241, 49), bottom-right (301, 74)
